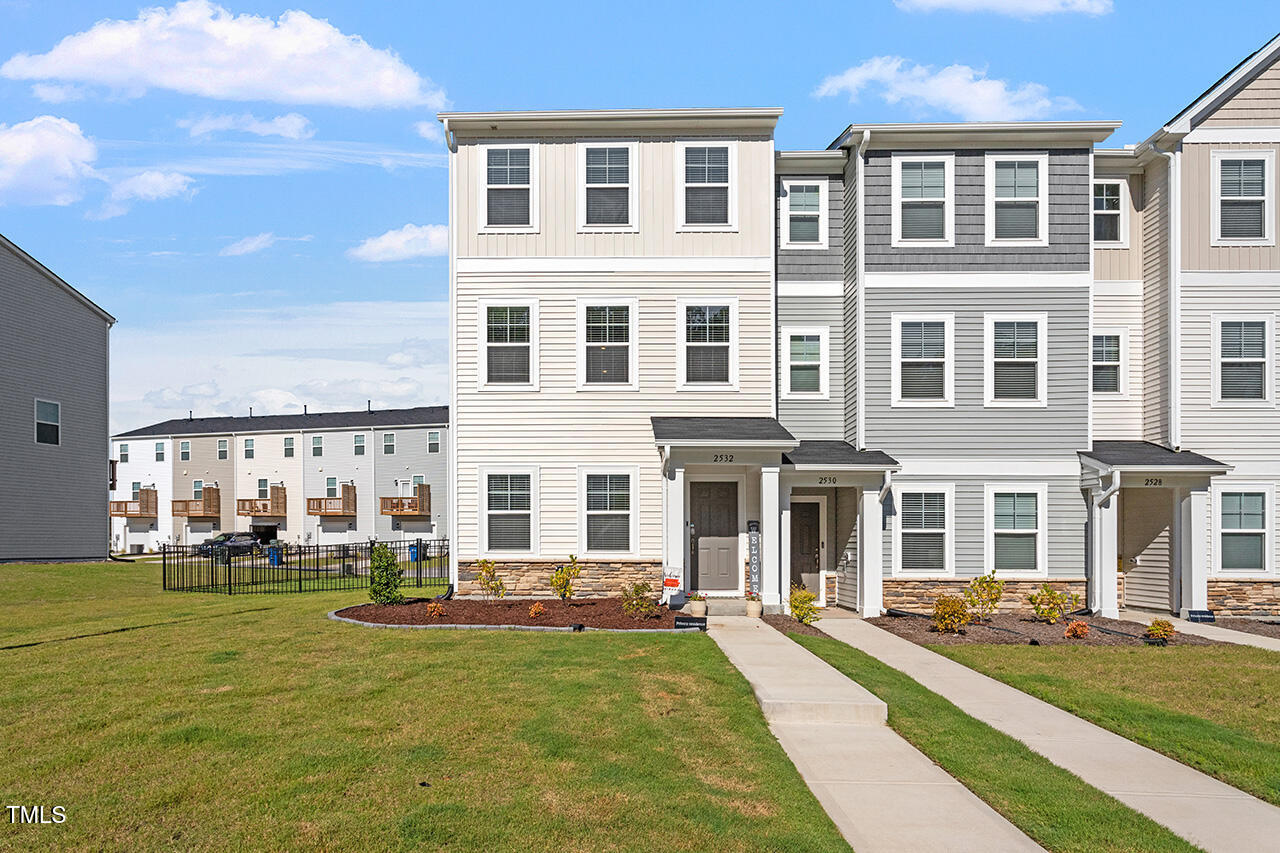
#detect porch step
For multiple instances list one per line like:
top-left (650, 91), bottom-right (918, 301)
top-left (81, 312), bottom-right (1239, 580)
top-left (684, 598), bottom-right (749, 616)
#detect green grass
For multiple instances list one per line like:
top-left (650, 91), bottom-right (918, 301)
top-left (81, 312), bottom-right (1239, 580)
top-left (937, 644), bottom-right (1280, 808)
top-left (790, 633), bottom-right (1200, 853)
top-left (0, 561), bottom-right (848, 851)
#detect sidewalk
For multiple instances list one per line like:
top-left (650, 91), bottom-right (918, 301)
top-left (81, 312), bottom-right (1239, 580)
top-left (1121, 610), bottom-right (1280, 652)
top-left (821, 617), bottom-right (1280, 853)
top-left (708, 616), bottom-right (1041, 852)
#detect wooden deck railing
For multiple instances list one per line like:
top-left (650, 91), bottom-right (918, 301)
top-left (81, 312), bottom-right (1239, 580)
top-left (172, 486), bottom-right (220, 517)
top-left (109, 488), bottom-right (158, 517)
top-left (380, 483), bottom-right (431, 517)
top-left (237, 486), bottom-right (287, 517)
top-left (306, 483), bottom-right (356, 516)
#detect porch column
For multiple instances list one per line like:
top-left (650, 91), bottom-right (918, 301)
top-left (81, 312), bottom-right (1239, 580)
top-left (760, 465), bottom-right (781, 609)
top-left (1092, 492), bottom-right (1120, 619)
top-left (1177, 486), bottom-right (1211, 618)
top-left (663, 463), bottom-right (685, 603)
top-left (859, 486), bottom-right (884, 616)
top-left (779, 485), bottom-right (792, 614)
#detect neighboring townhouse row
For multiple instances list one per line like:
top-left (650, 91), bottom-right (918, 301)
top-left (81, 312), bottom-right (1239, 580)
top-left (0, 233), bottom-right (114, 562)
top-left (108, 406), bottom-right (448, 551)
top-left (440, 32), bottom-right (1280, 618)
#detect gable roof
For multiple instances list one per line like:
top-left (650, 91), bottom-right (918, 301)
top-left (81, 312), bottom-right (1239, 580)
top-left (1162, 31), bottom-right (1280, 134)
top-left (0, 232), bottom-right (115, 325)
top-left (114, 405), bottom-right (449, 439)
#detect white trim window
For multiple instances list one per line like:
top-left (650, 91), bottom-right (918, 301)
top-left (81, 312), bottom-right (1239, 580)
top-left (312, 436), bottom-right (323, 457)
top-left (118, 443), bottom-right (129, 463)
top-left (577, 299), bottom-right (638, 390)
top-left (353, 434), bottom-right (365, 456)
top-left (985, 484), bottom-right (1048, 577)
top-left (257, 478), bottom-right (269, 500)
top-left (677, 298), bottom-right (738, 389)
top-left (155, 441), bottom-right (165, 462)
top-left (131, 481), bottom-right (141, 500)
top-left (283, 437), bottom-right (294, 458)
top-left (677, 141), bottom-right (736, 231)
top-left (580, 467), bottom-right (638, 555)
top-left (1213, 315), bottom-right (1274, 405)
top-left (894, 485), bottom-right (954, 576)
top-left (985, 153), bottom-right (1049, 247)
top-left (781, 326), bottom-right (829, 399)
top-left (480, 301), bottom-right (537, 389)
top-left (482, 468), bottom-right (538, 554)
top-left (193, 479), bottom-right (204, 500)
top-left (34, 399), bottom-right (60, 446)
top-left (892, 154), bottom-right (955, 247)
top-left (1214, 484), bottom-right (1274, 575)
top-left (244, 438), bottom-right (255, 460)
top-left (427, 430), bottom-right (441, 453)
top-left (1091, 327), bottom-right (1129, 396)
top-left (578, 142), bottom-right (638, 231)
top-left (892, 313), bottom-right (954, 407)
top-left (1211, 149), bottom-right (1275, 246)
top-left (779, 178), bottom-right (828, 249)
top-left (179, 440), bottom-right (191, 461)
top-left (325, 477), bottom-right (337, 498)
top-left (1092, 179), bottom-right (1129, 247)
top-left (984, 313), bottom-right (1048, 407)
top-left (479, 144), bottom-right (537, 232)
top-left (217, 438), bottom-right (228, 460)
top-left (383, 433), bottom-right (396, 455)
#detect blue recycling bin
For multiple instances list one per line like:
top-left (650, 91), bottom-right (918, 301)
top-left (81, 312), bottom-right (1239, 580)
top-left (409, 544), bottom-right (419, 562)
top-left (267, 546), bottom-right (282, 566)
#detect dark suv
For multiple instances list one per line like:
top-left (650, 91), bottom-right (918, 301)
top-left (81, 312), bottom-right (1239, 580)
top-left (196, 532), bottom-right (260, 557)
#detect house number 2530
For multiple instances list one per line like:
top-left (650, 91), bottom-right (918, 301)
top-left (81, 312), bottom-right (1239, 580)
top-left (712, 454), bottom-right (734, 463)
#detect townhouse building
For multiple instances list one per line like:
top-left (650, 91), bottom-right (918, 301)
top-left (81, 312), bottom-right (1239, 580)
top-left (110, 406), bottom-right (448, 551)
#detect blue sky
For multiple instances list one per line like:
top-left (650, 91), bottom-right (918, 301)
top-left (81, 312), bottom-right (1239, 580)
top-left (0, 0), bottom-right (1275, 431)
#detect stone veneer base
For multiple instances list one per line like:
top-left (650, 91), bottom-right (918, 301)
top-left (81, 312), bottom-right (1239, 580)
top-left (1207, 579), bottom-right (1280, 617)
top-left (457, 560), bottom-right (663, 598)
top-left (882, 579), bottom-right (1087, 615)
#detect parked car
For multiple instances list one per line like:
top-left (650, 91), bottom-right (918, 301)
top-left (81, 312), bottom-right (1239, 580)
top-left (196, 532), bottom-right (260, 557)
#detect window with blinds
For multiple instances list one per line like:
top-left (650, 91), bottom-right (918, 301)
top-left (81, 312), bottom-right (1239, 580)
top-left (585, 473), bottom-right (630, 551)
top-left (1092, 334), bottom-right (1121, 393)
top-left (1221, 491), bottom-right (1266, 571)
top-left (900, 161), bottom-right (946, 240)
top-left (1219, 158), bottom-right (1266, 240)
top-left (992, 321), bottom-right (1040, 400)
top-left (1093, 182), bottom-right (1122, 242)
top-left (584, 305), bottom-right (630, 384)
top-left (993, 160), bottom-right (1041, 240)
top-left (584, 146), bottom-right (630, 226)
top-left (486, 306), bottom-right (532, 385)
top-left (1219, 320), bottom-right (1267, 400)
top-left (993, 492), bottom-right (1038, 572)
top-left (487, 473), bottom-right (532, 551)
top-left (684, 146), bottom-right (730, 225)
top-left (787, 184), bottom-right (821, 243)
top-left (900, 492), bottom-right (946, 573)
top-left (685, 305), bottom-right (731, 384)
top-left (788, 334), bottom-right (822, 393)
top-left (900, 321), bottom-right (946, 399)
top-left (486, 147), bottom-right (531, 227)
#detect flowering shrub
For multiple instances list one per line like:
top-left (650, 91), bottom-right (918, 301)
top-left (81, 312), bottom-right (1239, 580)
top-left (1027, 584), bottom-right (1080, 624)
top-left (686, 591), bottom-right (707, 602)
top-left (744, 590), bottom-right (761, 602)
top-left (790, 584), bottom-right (820, 625)
top-left (528, 601), bottom-right (546, 619)
top-left (368, 544), bottom-right (404, 605)
top-left (931, 595), bottom-right (971, 634)
top-left (1064, 620), bottom-right (1090, 639)
top-left (474, 559), bottom-right (506, 603)
top-left (963, 572), bottom-right (1006, 622)
top-left (621, 582), bottom-right (659, 620)
top-left (549, 555), bottom-right (581, 601)
top-left (425, 601), bottom-right (446, 619)
top-left (1145, 619), bottom-right (1176, 641)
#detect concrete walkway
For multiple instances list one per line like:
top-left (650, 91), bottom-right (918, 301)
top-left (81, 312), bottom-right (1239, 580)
top-left (821, 617), bottom-right (1280, 853)
top-left (708, 616), bottom-right (1041, 852)
top-left (1122, 610), bottom-right (1280, 652)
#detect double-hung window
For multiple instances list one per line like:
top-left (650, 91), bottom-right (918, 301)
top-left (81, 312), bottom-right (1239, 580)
top-left (579, 143), bottom-right (636, 230)
top-left (780, 178), bottom-right (827, 248)
top-left (893, 155), bottom-right (953, 246)
top-left (257, 478), bottom-right (269, 500)
top-left (989, 489), bottom-right (1043, 574)
top-left (485, 472), bottom-right (534, 552)
top-left (383, 433), bottom-right (396, 455)
top-left (1092, 330), bottom-right (1127, 395)
top-left (1092, 180), bottom-right (1128, 246)
top-left (283, 437), bottom-right (294, 458)
top-left (131, 481), bottom-right (141, 501)
top-left (1212, 150), bottom-right (1274, 245)
top-left (985, 314), bottom-right (1047, 407)
top-left (193, 480), bottom-right (204, 501)
top-left (244, 438), bottom-right (254, 460)
top-left (679, 143), bottom-right (734, 229)
top-left (353, 434), bottom-right (365, 456)
top-left (217, 439), bottom-right (228, 460)
top-left (782, 327), bottom-right (828, 398)
top-left (897, 490), bottom-right (950, 575)
top-left (179, 440), bottom-right (191, 461)
top-left (986, 154), bottom-right (1048, 246)
top-left (679, 300), bottom-right (735, 387)
top-left (118, 443), bottom-right (129, 463)
top-left (483, 303), bottom-right (535, 387)
top-left (34, 400), bottom-right (60, 446)
top-left (582, 470), bottom-right (634, 553)
top-left (325, 477), bottom-right (337, 498)
top-left (1215, 317), bottom-right (1272, 404)
top-left (892, 314), bottom-right (953, 406)
top-left (1218, 490), bottom-right (1269, 572)
top-left (312, 436), bottom-right (323, 457)
top-left (427, 430), bottom-right (441, 453)
top-left (578, 301), bottom-right (635, 388)
top-left (482, 145), bottom-right (535, 230)
top-left (155, 441), bottom-right (165, 462)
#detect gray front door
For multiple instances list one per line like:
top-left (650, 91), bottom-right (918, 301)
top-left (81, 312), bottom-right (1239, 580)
top-left (791, 502), bottom-right (821, 589)
top-left (691, 481), bottom-right (739, 591)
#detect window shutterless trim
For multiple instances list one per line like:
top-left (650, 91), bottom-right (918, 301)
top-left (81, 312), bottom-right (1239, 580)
top-left (217, 439), bottom-right (228, 460)
top-left (675, 296), bottom-right (739, 391)
top-left (674, 140), bottom-right (738, 232)
top-left (179, 440), bottom-right (191, 461)
top-left (984, 312), bottom-right (1048, 408)
top-left (984, 152), bottom-right (1050, 248)
top-left (1211, 312), bottom-right (1275, 408)
top-left (1092, 178), bottom-right (1130, 249)
top-left (891, 482), bottom-right (955, 577)
top-left (575, 297), bottom-right (639, 391)
top-left (984, 482), bottom-right (1049, 579)
top-left (383, 432), bottom-right (396, 454)
top-left (576, 140), bottom-right (639, 233)
top-left (243, 438), bottom-right (254, 459)
top-left (155, 441), bottom-right (165, 461)
top-left (891, 312), bottom-right (954, 408)
top-left (779, 177), bottom-right (829, 250)
top-left (33, 398), bottom-right (61, 446)
top-left (892, 153), bottom-right (955, 248)
top-left (1211, 481), bottom-right (1275, 576)
top-left (427, 430), bottom-right (441, 453)
top-left (1091, 325), bottom-right (1130, 398)
top-left (477, 142), bottom-right (539, 234)
top-left (576, 465), bottom-right (641, 558)
top-left (478, 465), bottom-right (540, 557)
top-left (780, 325), bottom-right (830, 400)
top-left (1211, 149), bottom-right (1275, 247)
top-left (477, 297), bottom-right (539, 391)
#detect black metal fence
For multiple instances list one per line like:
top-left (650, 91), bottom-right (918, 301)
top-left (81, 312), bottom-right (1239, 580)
top-left (161, 539), bottom-right (449, 595)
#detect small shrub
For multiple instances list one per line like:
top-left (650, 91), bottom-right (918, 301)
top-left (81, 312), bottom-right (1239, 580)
top-left (686, 591), bottom-right (707, 602)
top-left (963, 571), bottom-right (1006, 622)
top-left (1145, 619), bottom-right (1176, 641)
top-left (474, 559), bottom-right (506, 603)
top-left (425, 601), bottom-right (446, 619)
top-left (744, 590), bottom-right (761, 602)
top-left (1064, 619), bottom-right (1090, 639)
top-left (790, 584), bottom-right (821, 625)
top-left (931, 595), bottom-right (971, 634)
top-left (528, 601), bottom-right (546, 620)
top-left (549, 555), bottom-right (581, 601)
top-left (1027, 584), bottom-right (1080, 624)
top-left (621, 582), bottom-right (659, 620)
top-left (368, 543), bottom-right (404, 605)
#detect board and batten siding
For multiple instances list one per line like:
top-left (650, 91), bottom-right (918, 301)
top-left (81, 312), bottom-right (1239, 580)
top-left (778, 295), bottom-right (845, 440)
top-left (1182, 142), bottom-right (1280, 271)
top-left (454, 270), bottom-right (774, 561)
top-left (862, 149), bottom-right (1092, 272)
top-left (776, 173), bottom-right (844, 279)
top-left (1199, 59), bottom-right (1280, 127)
top-left (454, 136), bottom-right (774, 259)
top-left (842, 155), bottom-right (859, 445)
top-left (1141, 159), bottom-right (1172, 446)
top-left (863, 287), bottom-right (1090, 456)
top-left (1094, 172), bottom-right (1144, 280)
top-left (1092, 292), bottom-right (1145, 440)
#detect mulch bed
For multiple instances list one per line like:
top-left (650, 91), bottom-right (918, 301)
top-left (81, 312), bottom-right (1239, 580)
top-left (868, 612), bottom-right (1219, 647)
top-left (1215, 617), bottom-right (1280, 640)
top-left (335, 597), bottom-right (683, 630)
top-left (762, 613), bottom-right (829, 639)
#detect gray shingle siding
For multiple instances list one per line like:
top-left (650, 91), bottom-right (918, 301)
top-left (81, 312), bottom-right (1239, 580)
top-left (777, 173), bottom-right (844, 280)
top-left (863, 149), bottom-right (1091, 272)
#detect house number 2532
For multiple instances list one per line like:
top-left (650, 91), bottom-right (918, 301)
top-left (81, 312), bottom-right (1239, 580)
top-left (712, 454), bottom-right (734, 463)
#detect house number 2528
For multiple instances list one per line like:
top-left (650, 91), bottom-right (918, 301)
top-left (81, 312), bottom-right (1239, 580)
top-left (712, 453), bottom-right (734, 463)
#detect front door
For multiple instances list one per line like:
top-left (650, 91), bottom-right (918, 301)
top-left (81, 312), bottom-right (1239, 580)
top-left (791, 502), bottom-right (822, 590)
top-left (691, 481), bottom-right (738, 591)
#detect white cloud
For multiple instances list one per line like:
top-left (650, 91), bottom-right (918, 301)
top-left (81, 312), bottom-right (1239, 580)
top-left (814, 56), bottom-right (1081, 120)
top-left (895, 0), bottom-right (1111, 14)
top-left (2, 0), bottom-right (446, 109)
top-left (31, 82), bottom-right (83, 102)
top-left (218, 232), bottom-right (313, 256)
top-left (414, 120), bottom-right (444, 144)
top-left (95, 169), bottom-right (194, 218)
top-left (347, 223), bottom-right (448, 262)
top-left (100, 138), bottom-right (447, 178)
top-left (179, 112), bottom-right (315, 140)
top-left (0, 115), bottom-right (98, 205)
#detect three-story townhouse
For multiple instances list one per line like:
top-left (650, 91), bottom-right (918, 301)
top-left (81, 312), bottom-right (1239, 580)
top-left (109, 436), bottom-right (173, 552)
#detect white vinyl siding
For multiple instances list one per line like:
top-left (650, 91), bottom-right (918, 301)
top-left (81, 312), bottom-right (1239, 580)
top-left (891, 313), bottom-right (954, 407)
top-left (986, 154), bottom-right (1049, 247)
top-left (893, 154), bottom-right (954, 247)
top-left (1211, 150), bottom-right (1274, 246)
top-left (1213, 315), bottom-right (1274, 406)
top-left (985, 483), bottom-right (1048, 577)
top-left (984, 313), bottom-right (1048, 408)
top-left (482, 468), bottom-right (538, 554)
top-left (1093, 180), bottom-right (1129, 247)
top-left (677, 142), bottom-right (736, 231)
top-left (480, 144), bottom-right (537, 232)
top-left (578, 142), bottom-right (637, 231)
top-left (892, 484), bottom-right (954, 576)
top-left (782, 326), bottom-right (829, 399)
top-left (579, 467), bottom-right (638, 555)
top-left (780, 178), bottom-right (828, 249)
top-left (480, 301), bottom-right (538, 389)
top-left (1091, 327), bottom-right (1129, 397)
top-left (677, 299), bottom-right (737, 389)
top-left (577, 299), bottom-right (637, 390)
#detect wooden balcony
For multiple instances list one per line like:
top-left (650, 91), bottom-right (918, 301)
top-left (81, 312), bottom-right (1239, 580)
top-left (172, 486), bottom-right (221, 518)
top-left (380, 483), bottom-right (431, 517)
top-left (110, 488), bottom-right (158, 518)
top-left (237, 485), bottom-right (287, 517)
top-left (307, 483), bottom-right (356, 517)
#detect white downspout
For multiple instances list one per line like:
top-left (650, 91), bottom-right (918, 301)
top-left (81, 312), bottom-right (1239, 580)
top-left (855, 130), bottom-right (870, 449)
top-left (1150, 142), bottom-right (1181, 449)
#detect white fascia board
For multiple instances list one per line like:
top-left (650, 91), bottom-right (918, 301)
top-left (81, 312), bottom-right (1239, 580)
top-left (830, 121), bottom-right (1121, 150)
top-left (1094, 280), bottom-right (1143, 296)
top-left (456, 256), bottom-right (772, 273)
top-left (440, 107), bottom-right (784, 135)
top-left (1166, 37), bottom-right (1280, 134)
top-left (778, 280), bottom-right (843, 297)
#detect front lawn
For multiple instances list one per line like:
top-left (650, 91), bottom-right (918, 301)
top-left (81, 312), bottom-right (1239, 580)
top-left (0, 561), bottom-right (847, 851)
top-left (938, 644), bottom-right (1280, 807)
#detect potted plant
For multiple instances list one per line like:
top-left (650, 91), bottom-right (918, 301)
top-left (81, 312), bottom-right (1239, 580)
top-left (687, 590), bottom-right (707, 617)
top-left (744, 590), bottom-right (763, 618)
